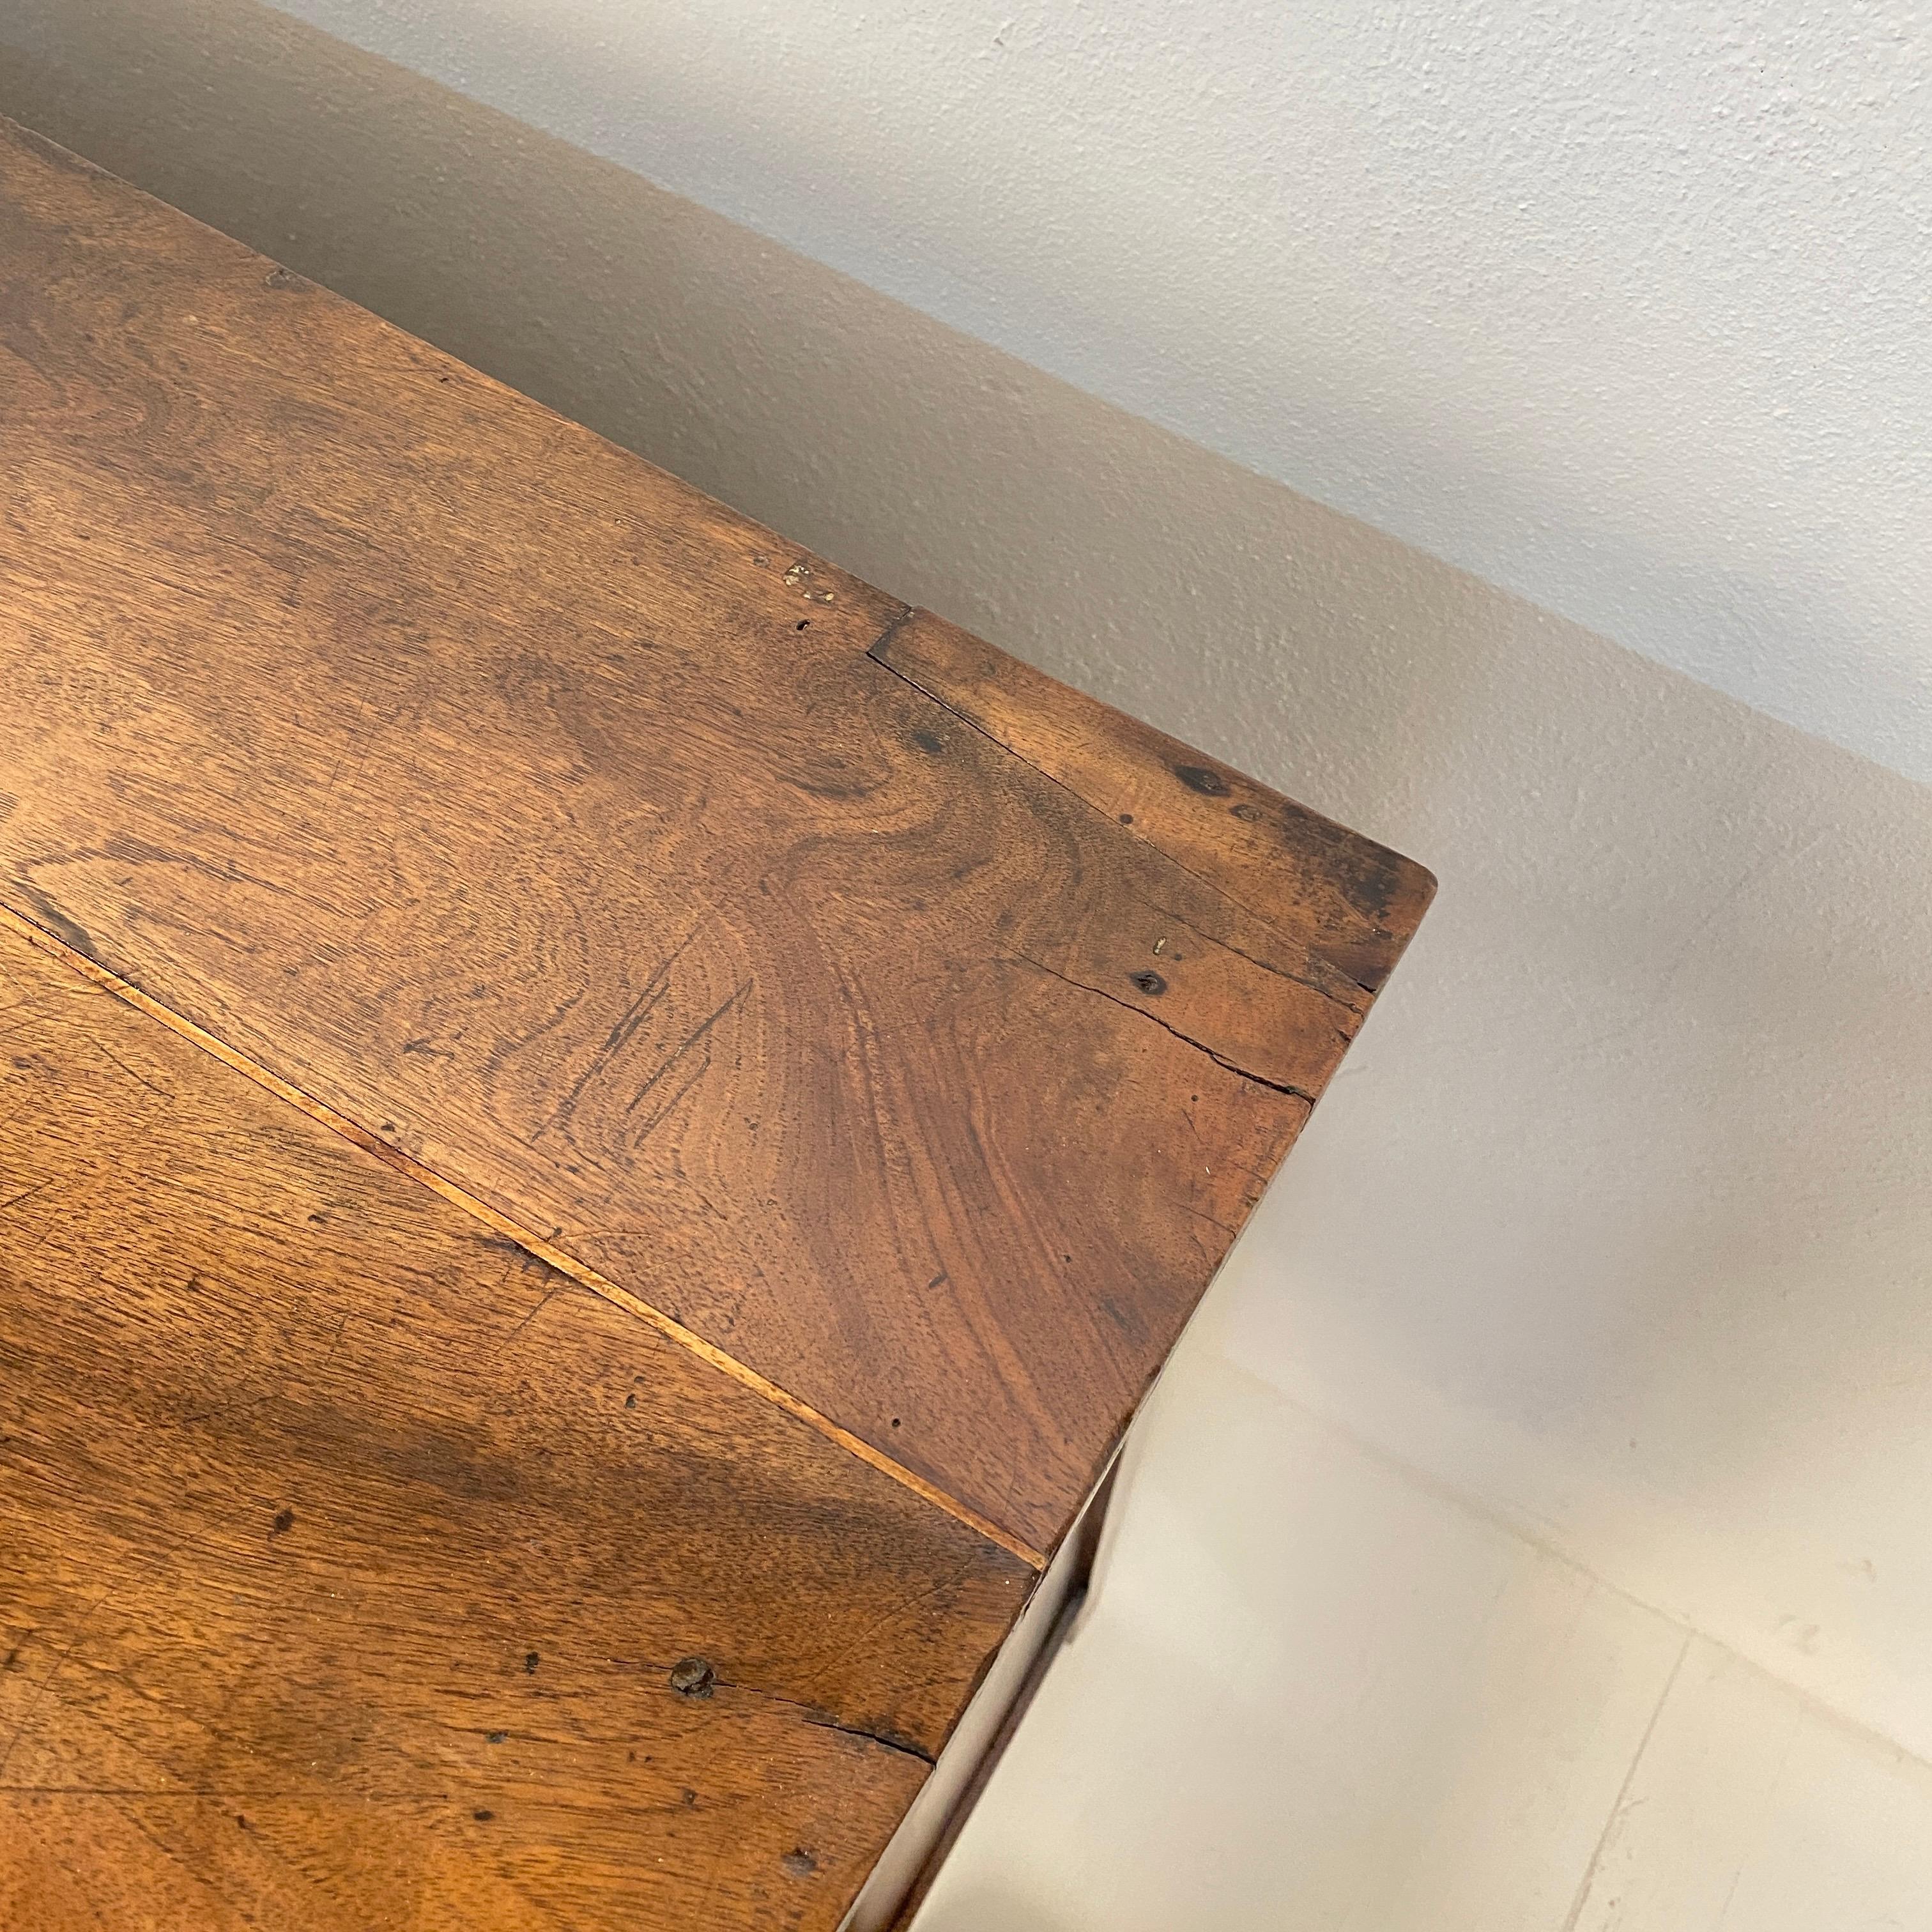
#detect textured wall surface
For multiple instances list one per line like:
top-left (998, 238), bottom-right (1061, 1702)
top-left (3, 3), bottom-right (1931, 1923)
top-left (247, 0), bottom-right (1932, 783)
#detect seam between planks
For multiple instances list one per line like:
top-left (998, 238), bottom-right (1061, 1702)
top-left (0, 899), bottom-right (1048, 1572)
top-left (862, 631), bottom-right (1383, 1006)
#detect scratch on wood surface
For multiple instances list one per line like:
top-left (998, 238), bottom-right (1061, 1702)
top-left (1014, 951), bottom-right (1321, 1103)
top-left (866, 627), bottom-right (1399, 1002)
top-left (0, 897), bottom-right (1048, 1572)
top-left (0, 1587), bottom-right (116, 1784)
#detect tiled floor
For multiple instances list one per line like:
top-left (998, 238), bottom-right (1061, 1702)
top-left (912, 1337), bottom-right (1932, 1932)
top-left (1568, 1640), bottom-right (1932, 1931)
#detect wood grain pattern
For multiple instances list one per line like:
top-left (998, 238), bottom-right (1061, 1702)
top-left (0, 919), bottom-right (1031, 1930)
top-left (0, 115), bottom-right (1430, 1558)
top-left (0, 899), bottom-right (1038, 1566)
top-left (873, 611), bottom-right (1436, 995)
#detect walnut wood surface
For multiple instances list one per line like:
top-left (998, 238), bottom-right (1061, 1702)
top-left (0, 919), bottom-right (1031, 1929)
top-left (873, 613), bottom-right (1434, 996)
top-left (0, 114), bottom-right (1430, 1561)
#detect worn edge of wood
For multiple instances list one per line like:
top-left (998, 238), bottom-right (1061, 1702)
top-left (879, 1587), bottom-right (1086, 1932)
top-left (869, 609), bottom-right (1437, 992)
top-left (0, 898), bottom-right (1048, 1572)
top-left (0, 111), bottom-right (1413, 1574)
top-left (0, 112), bottom-right (897, 640)
top-left (866, 1458), bottom-right (1120, 1932)
top-left (12, 103), bottom-right (1430, 993)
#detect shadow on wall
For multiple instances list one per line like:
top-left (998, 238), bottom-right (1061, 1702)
top-left (7, 0), bottom-right (1932, 1765)
top-left (13, 0), bottom-right (1485, 843)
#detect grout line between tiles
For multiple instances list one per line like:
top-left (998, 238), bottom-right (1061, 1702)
top-left (1558, 1633), bottom-right (1690, 1932)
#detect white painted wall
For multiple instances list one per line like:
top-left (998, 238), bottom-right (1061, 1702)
top-left (5, 3), bottom-right (1932, 1922)
top-left (267, 0), bottom-right (1932, 783)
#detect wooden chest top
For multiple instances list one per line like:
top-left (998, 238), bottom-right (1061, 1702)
top-left (0, 115), bottom-right (1431, 1928)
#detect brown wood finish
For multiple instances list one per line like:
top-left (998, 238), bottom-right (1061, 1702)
top-left (0, 111), bottom-right (1436, 1924)
top-left (0, 917), bottom-right (1032, 1930)
top-left (873, 612), bottom-right (1435, 996)
top-left (0, 116), bottom-right (1432, 1560)
top-left (0, 900), bottom-right (1032, 1562)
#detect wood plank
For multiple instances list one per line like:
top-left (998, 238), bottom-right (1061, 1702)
top-left (0, 116), bottom-right (1430, 1558)
top-left (873, 611), bottom-right (1435, 995)
top-left (0, 919), bottom-right (1032, 1930)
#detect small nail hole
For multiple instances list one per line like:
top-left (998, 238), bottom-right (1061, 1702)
top-left (670, 1657), bottom-right (717, 1699)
